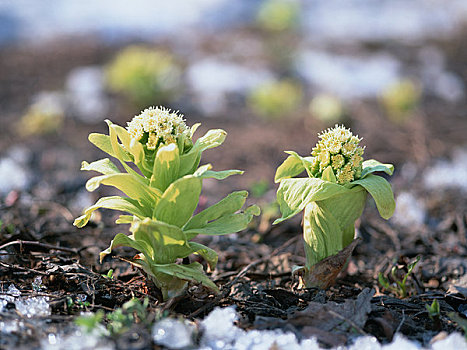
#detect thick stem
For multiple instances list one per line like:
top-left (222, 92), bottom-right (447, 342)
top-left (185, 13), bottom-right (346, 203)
top-left (302, 188), bottom-right (366, 270)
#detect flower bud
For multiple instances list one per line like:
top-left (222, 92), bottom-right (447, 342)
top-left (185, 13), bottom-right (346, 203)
top-left (311, 125), bottom-right (364, 184)
top-left (126, 106), bottom-right (191, 152)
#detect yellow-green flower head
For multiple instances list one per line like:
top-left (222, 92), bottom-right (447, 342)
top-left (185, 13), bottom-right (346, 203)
top-left (126, 106), bottom-right (190, 151)
top-left (311, 125), bottom-right (365, 184)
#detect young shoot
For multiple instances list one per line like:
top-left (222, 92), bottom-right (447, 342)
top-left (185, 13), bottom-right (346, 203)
top-left (275, 125), bottom-right (395, 288)
top-left (74, 107), bottom-right (260, 299)
top-left (378, 256), bottom-right (420, 298)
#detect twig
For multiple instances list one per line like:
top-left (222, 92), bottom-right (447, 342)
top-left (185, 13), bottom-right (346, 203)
top-left (0, 261), bottom-right (49, 275)
top-left (395, 310), bottom-right (406, 334)
top-left (0, 240), bottom-right (78, 255)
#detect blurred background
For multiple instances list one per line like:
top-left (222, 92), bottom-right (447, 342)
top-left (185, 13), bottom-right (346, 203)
top-left (0, 0), bottom-right (466, 234)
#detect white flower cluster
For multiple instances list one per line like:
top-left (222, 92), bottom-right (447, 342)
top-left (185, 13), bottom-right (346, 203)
top-left (311, 125), bottom-right (364, 184)
top-left (126, 106), bottom-right (190, 150)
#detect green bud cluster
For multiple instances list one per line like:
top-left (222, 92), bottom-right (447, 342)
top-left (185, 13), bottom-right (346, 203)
top-left (310, 125), bottom-right (364, 184)
top-left (126, 106), bottom-right (191, 152)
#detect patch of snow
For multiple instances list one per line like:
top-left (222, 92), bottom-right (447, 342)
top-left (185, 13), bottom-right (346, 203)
top-left (69, 189), bottom-right (95, 216)
top-left (0, 0), bottom-right (236, 43)
top-left (200, 306), bottom-right (244, 349)
top-left (0, 319), bottom-right (23, 334)
top-left (65, 66), bottom-right (109, 123)
top-left (0, 157), bottom-right (30, 194)
top-left (152, 318), bottom-right (196, 349)
top-left (302, 0), bottom-right (467, 44)
top-left (32, 276), bottom-right (45, 292)
top-left (382, 334), bottom-right (420, 350)
top-left (41, 326), bottom-right (113, 350)
top-left (296, 50), bottom-right (400, 99)
top-left (431, 333), bottom-right (467, 349)
top-left (7, 284), bottom-right (21, 297)
top-left (347, 335), bottom-right (381, 350)
top-left (186, 59), bottom-right (273, 115)
top-left (424, 148), bottom-right (467, 192)
top-left (418, 47), bottom-right (465, 102)
top-left (392, 192), bottom-right (426, 228)
top-left (430, 72), bottom-right (465, 102)
top-left (31, 91), bottom-right (66, 116)
top-left (15, 296), bottom-right (50, 318)
top-left (234, 329), bottom-right (304, 350)
top-left (197, 306), bottom-right (467, 350)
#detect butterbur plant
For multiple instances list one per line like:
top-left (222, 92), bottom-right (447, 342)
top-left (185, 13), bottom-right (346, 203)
top-left (274, 125), bottom-right (395, 288)
top-left (74, 107), bottom-right (259, 299)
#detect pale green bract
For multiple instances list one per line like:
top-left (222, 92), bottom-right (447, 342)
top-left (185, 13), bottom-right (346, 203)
top-left (74, 111), bottom-right (259, 299)
top-left (274, 125), bottom-right (395, 287)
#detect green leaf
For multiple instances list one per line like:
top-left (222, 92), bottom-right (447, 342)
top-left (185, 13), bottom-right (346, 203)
top-left (153, 262), bottom-right (219, 293)
top-left (194, 129), bottom-right (227, 151)
top-left (303, 202), bottom-right (343, 267)
top-left (150, 143), bottom-right (180, 192)
top-left (179, 151), bottom-right (201, 177)
top-left (184, 205), bottom-right (260, 239)
top-left (109, 122), bottom-right (150, 176)
top-left (74, 196), bottom-right (149, 228)
top-left (301, 188), bottom-right (366, 268)
top-left (378, 272), bottom-right (390, 289)
top-left (350, 174), bottom-right (395, 219)
top-left (105, 120), bottom-right (144, 177)
top-left (196, 169), bottom-right (243, 180)
top-left (274, 178), bottom-right (349, 224)
top-left (190, 123), bottom-right (201, 137)
top-left (274, 151), bottom-right (314, 182)
top-left (321, 166), bottom-right (337, 183)
top-left (361, 159), bottom-right (394, 178)
top-left (184, 191), bottom-right (248, 231)
top-left (315, 187), bottom-right (366, 247)
top-left (115, 215), bottom-right (135, 224)
top-left (153, 176), bottom-right (202, 227)
top-left (81, 158), bottom-right (120, 175)
top-left (88, 133), bottom-right (132, 162)
top-left (99, 233), bottom-right (151, 263)
top-left (188, 242), bottom-right (219, 269)
top-left (131, 218), bottom-right (192, 264)
top-left (85, 173), bottom-right (157, 206)
top-left (178, 129), bottom-right (227, 176)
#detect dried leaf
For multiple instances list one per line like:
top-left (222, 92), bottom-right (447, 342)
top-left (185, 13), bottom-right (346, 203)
top-left (289, 288), bottom-right (374, 334)
top-left (304, 238), bottom-right (361, 289)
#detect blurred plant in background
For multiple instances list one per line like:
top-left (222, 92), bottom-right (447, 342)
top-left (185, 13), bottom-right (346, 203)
top-left (106, 46), bottom-right (182, 108)
top-left (256, 0), bottom-right (300, 32)
top-left (256, 0), bottom-right (301, 72)
top-left (380, 79), bottom-right (422, 124)
top-left (248, 79), bottom-right (302, 120)
top-left (308, 93), bottom-right (344, 125)
top-left (16, 92), bottom-right (64, 137)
